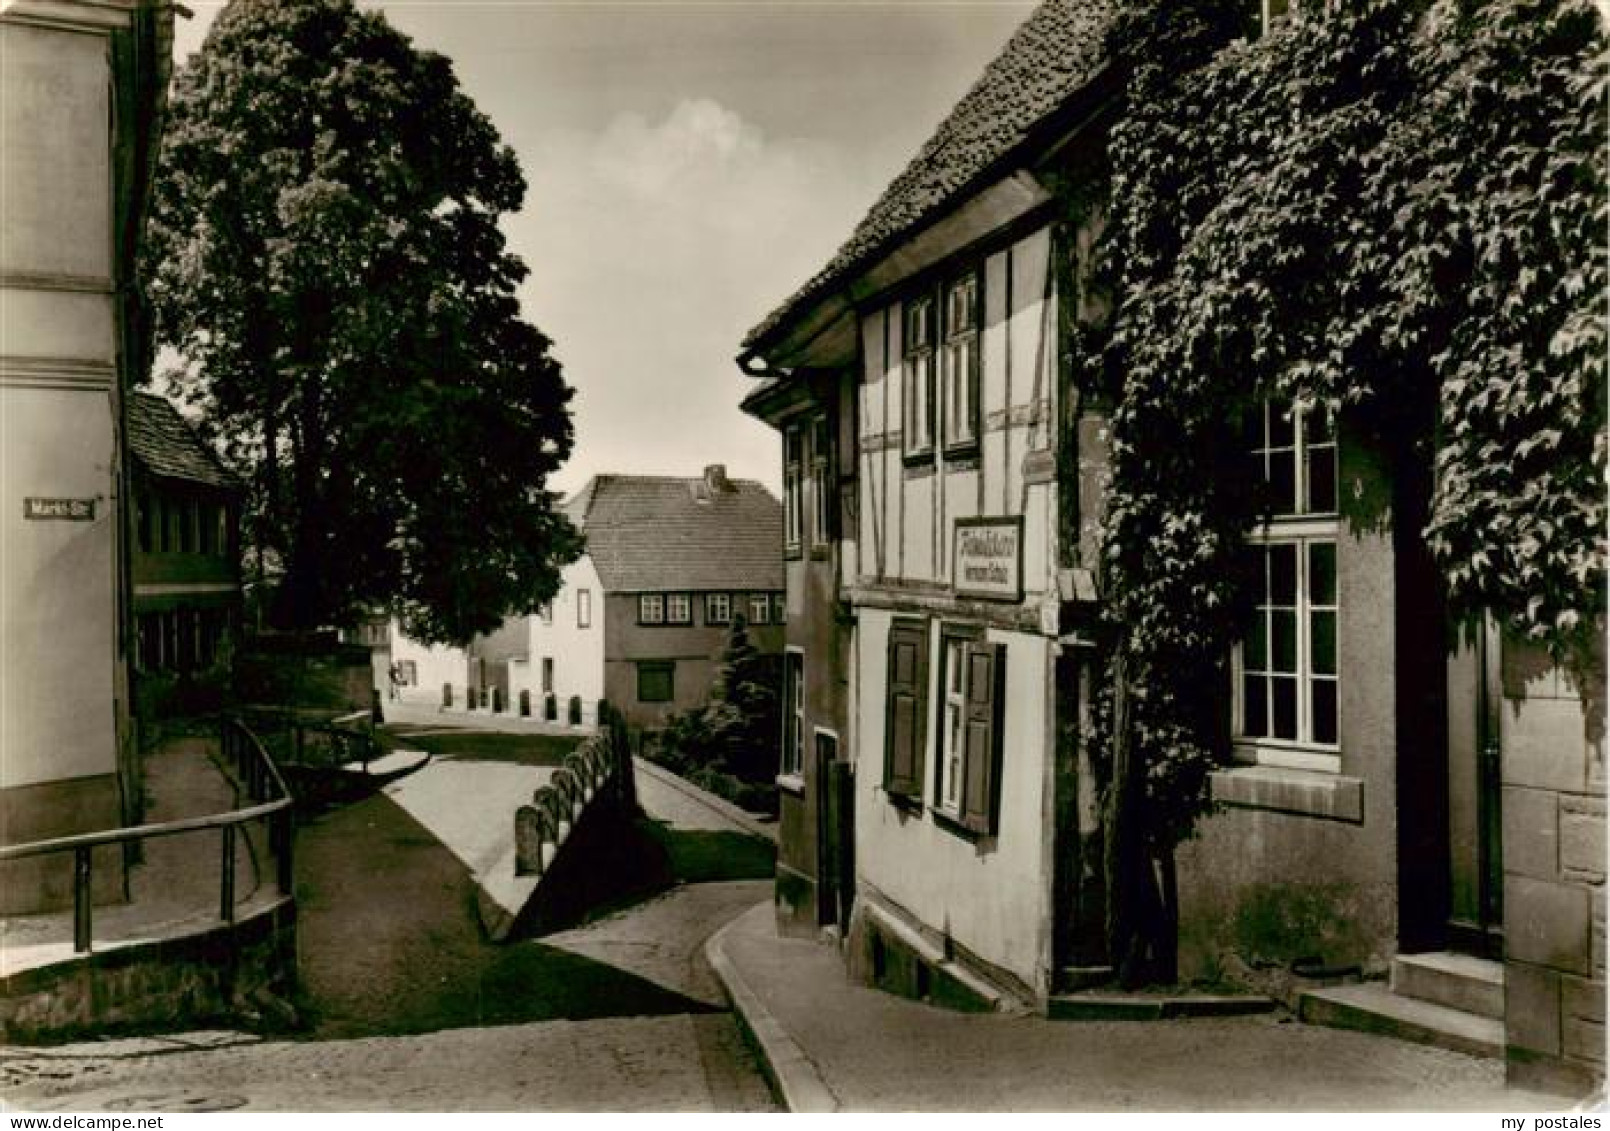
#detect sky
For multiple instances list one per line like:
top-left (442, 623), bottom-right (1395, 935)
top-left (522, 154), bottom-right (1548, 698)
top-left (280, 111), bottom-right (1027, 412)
top-left (169, 1), bottom-right (1037, 498)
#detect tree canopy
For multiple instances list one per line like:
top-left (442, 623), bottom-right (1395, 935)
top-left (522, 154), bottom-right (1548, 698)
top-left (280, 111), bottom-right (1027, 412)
top-left (1069, 0), bottom-right (1605, 983)
top-left (144, 0), bottom-right (581, 644)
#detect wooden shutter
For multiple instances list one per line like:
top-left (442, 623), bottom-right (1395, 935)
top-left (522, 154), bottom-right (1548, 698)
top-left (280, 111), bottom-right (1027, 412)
top-left (960, 641), bottom-right (1005, 834)
top-left (884, 620), bottom-right (928, 799)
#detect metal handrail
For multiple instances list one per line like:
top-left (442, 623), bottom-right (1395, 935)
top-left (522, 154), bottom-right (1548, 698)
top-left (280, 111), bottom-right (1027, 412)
top-left (0, 715), bottom-right (295, 955)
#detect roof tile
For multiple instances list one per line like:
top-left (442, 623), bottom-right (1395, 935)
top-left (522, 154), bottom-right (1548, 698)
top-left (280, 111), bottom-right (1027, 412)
top-left (126, 392), bottom-right (240, 489)
top-left (568, 473), bottom-right (783, 592)
top-left (742, 0), bottom-right (1119, 351)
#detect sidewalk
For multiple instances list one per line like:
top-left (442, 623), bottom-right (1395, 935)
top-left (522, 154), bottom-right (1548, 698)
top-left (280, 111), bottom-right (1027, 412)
top-left (707, 902), bottom-right (1575, 1113)
top-left (1, 735), bottom-right (280, 977)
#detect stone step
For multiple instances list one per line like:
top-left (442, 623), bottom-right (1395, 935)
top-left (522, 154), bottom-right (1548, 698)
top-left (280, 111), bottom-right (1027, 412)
top-left (1391, 951), bottom-right (1505, 1020)
top-left (1049, 992), bottom-right (1276, 1021)
top-left (1299, 981), bottom-right (1503, 1059)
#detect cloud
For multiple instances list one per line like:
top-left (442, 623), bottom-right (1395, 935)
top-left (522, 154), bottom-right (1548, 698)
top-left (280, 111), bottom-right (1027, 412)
top-left (510, 97), bottom-right (877, 496)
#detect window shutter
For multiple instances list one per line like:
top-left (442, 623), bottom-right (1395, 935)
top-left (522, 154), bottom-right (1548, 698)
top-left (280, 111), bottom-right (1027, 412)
top-left (884, 621), bottom-right (928, 799)
top-left (960, 641), bottom-right (1005, 834)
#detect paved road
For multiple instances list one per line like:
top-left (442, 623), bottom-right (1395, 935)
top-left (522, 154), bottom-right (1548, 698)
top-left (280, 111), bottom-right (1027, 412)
top-left (1, 727), bottom-right (779, 1112)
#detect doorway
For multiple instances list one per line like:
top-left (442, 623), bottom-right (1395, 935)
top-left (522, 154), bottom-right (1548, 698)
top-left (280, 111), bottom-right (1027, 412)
top-left (815, 731), bottom-right (854, 934)
top-left (1444, 616), bottom-right (1503, 956)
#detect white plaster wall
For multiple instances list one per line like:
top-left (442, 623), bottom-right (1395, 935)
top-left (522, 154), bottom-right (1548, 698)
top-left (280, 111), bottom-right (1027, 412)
top-left (854, 605), bottom-right (1053, 991)
top-left (390, 624), bottom-right (469, 697)
top-left (0, 18), bottom-right (121, 791)
top-left (0, 387), bottom-right (119, 788)
top-left (515, 554), bottom-right (605, 709)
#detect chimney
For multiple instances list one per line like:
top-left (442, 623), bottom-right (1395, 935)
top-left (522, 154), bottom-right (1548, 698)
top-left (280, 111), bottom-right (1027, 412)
top-left (703, 464), bottom-right (729, 494)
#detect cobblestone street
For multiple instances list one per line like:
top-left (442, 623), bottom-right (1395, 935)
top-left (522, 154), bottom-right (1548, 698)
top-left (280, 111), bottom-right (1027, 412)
top-left (0, 725), bottom-right (780, 1112)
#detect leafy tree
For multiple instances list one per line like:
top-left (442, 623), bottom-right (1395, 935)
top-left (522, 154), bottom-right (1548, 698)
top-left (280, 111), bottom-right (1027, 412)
top-left (1071, 0), bottom-right (1605, 984)
top-left (144, 0), bottom-right (581, 644)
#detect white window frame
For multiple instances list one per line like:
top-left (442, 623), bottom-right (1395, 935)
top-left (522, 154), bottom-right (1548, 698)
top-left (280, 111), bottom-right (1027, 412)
top-left (748, 594), bottom-right (770, 625)
top-left (639, 593), bottom-right (664, 625)
top-left (1235, 400), bottom-right (1341, 773)
top-left (772, 593), bottom-right (786, 625)
top-left (784, 426), bottom-right (804, 554)
top-left (940, 273), bottom-right (980, 451)
top-left (667, 592), bottom-right (692, 625)
top-left (937, 635), bottom-right (967, 816)
top-left (809, 414), bottom-right (833, 549)
top-left (706, 592), bottom-right (731, 625)
top-left (780, 648), bottom-right (805, 783)
top-left (902, 296), bottom-right (935, 458)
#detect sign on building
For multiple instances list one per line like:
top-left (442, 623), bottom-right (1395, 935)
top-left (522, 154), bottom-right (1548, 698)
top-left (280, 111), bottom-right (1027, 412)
top-left (953, 516), bottom-right (1023, 602)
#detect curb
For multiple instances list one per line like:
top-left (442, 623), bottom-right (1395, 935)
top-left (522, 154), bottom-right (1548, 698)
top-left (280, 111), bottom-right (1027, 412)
top-left (632, 757), bottom-right (777, 843)
top-left (705, 905), bottom-right (838, 1113)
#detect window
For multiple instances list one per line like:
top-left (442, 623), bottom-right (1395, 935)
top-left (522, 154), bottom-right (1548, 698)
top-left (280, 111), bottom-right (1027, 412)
top-left (398, 660), bottom-right (417, 686)
top-left (941, 273), bottom-right (980, 450)
top-left (706, 592), bottom-right (731, 625)
top-left (577, 588), bottom-right (591, 629)
top-left (1236, 401), bottom-right (1340, 760)
top-left (541, 657), bottom-right (554, 693)
top-left (772, 593), bottom-right (786, 625)
top-left (539, 602), bottom-right (554, 625)
top-left (784, 426), bottom-right (804, 554)
top-left (748, 594), bottom-right (770, 625)
top-left (903, 296), bottom-right (936, 458)
top-left (639, 594), bottom-right (664, 624)
top-left (667, 593), bottom-right (692, 625)
top-left (935, 629), bottom-right (1005, 834)
top-left (781, 650), bottom-right (804, 780)
top-left (883, 619), bottom-right (928, 801)
top-left (637, 660), bottom-right (674, 703)
top-left (810, 414), bottom-right (833, 548)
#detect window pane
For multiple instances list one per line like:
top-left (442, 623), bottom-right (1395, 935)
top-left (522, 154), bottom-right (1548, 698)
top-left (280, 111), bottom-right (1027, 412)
top-left (1242, 675), bottom-right (1268, 737)
top-left (1271, 676), bottom-right (1298, 739)
top-left (1309, 542), bottom-right (1336, 606)
top-left (1306, 445), bottom-right (1337, 513)
top-left (1269, 544), bottom-right (1297, 605)
top-left (1310, 610), bottom-right (1337, 676)
top-left (1271, 610), bottom-right (1298, 672)
top-left (1245, 611), bottom-right (1269, 671)
top-left (1269, 450), bottom-right (1297, 514)
top-left (1311, 679), bottom-right (1338, 745)
top-left (1268, 403), bottom-right (1294, 449)
top-left (1307, 405), bottom-right (1334, 444)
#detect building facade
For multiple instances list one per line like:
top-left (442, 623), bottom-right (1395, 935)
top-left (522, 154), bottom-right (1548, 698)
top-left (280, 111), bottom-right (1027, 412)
top-left (127, 392), bottom-right (242, 682)
top-left (390, 466), bottom-right (786, 731)
top-left (736, 0), bottom-right (1603, 1093)
top-left (0, 0), bottom-right (173, 912)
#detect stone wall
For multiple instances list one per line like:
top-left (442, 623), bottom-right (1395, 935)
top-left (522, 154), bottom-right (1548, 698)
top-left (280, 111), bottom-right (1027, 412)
top-left (0, 899), bottom-right (297, 1043)
top-left (1501, 636), bottom-right (1605, 1093)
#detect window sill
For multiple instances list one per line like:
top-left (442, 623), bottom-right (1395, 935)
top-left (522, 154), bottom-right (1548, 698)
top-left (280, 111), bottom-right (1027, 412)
top-left (942, 444), bottom-right (980, 468)
top-left (809, 545), bottom-right (831, 561)
top-left (902, 450), bottom-right (935, 471)
top-left (1210, 764), bottom-right (1363, 823)
top-left (776, 773), bottom-right (805, 797)
top-left (931, 806), bottom-right (989, 842)
top-left (883, 789), bottom-right (923, 814)
top-left (784, 544), bottom-right (803, 561)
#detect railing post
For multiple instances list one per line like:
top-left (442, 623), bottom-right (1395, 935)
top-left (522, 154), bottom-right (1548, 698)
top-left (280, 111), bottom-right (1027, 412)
top-left (73, 846), bottom-right (93, 953)
top-left (276, 810), bottom-right (294, 896)
top-left (220, 824), bottom-right (236, 923)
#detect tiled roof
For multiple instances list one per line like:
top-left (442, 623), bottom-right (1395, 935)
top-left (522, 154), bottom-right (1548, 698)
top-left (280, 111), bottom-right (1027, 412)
top-left (126, 392), bottom-right (240, 489)
top-left (567, 473), bottom-right (783, 593)
top-left (742, 0), bottom-right (1120, 352)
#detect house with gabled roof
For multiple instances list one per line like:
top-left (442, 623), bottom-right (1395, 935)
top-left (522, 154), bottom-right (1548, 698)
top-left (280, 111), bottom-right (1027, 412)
top-left (733, 0), bottom-right (1602, 1094)
top-left (391, 465), bottom-right (785, 731)
top-left (126, 392), bottom-right (243, 683)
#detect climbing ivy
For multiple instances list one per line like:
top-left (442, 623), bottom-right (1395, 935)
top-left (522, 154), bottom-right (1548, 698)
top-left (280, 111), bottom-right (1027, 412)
top-left (1073, 0), bottom-right (1606, 982)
